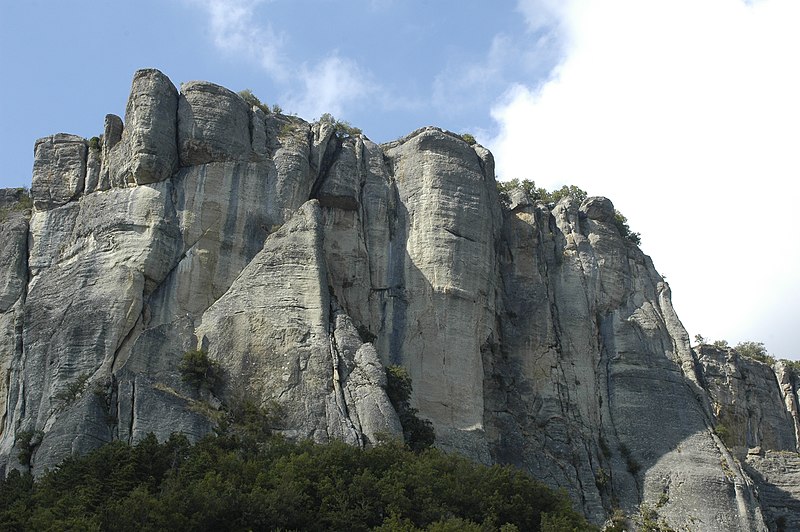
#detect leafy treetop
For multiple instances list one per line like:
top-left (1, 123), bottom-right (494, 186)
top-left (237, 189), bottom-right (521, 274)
top-left (0, 430), bottom-right (595, 531)
top-left (319, 113), bottom-right (363, 139)
top-left (385, 365), bottom-right (436, 452)
top-left (179, 349), bottom-right (221, 391)
top-left (496, 179), bottom-right (588, 206)
top-left (237, 88), bottom-right (271, 114)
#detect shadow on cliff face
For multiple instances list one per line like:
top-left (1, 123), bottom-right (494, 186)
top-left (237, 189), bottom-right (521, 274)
top-left (320, 130), bottom-right (500, 462)
top-left (484, 196), bottom-right (765, 529)
top-left (743, 451), bottom-right (800, 531)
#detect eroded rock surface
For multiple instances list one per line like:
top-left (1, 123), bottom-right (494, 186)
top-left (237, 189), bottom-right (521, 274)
top-left (1, 68), bottom-right (797, 530)
top-left (104, 69), bottom-right (179, 186)
top-left (746, 451), bottom-right (800, 531)
top-left (178, 81), bottom-right (251, 166)
top-left (699, 345), bottom-right (797, 452)
top-left (31, 134), bottom-right (86, 210)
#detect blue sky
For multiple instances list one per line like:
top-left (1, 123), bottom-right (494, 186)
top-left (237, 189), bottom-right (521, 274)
top-left (1, 0), bottom-right (799, 358)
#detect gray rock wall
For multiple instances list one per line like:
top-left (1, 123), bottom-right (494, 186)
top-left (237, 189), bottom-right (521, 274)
top-left (699, 345), bottom-right (797, 452)
top-left (745, 451), bottom-right (800, 531)
top-left (31, 134), bottom-right (86, 210)
top-left (2, 68), bottom-right (798, 530)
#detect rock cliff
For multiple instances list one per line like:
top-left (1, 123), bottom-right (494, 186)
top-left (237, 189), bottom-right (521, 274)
top-left (1, 69), bottom-right (798, 530)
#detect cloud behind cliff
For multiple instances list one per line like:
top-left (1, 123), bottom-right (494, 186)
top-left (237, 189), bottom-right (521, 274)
top-left (188, 0), bottom-right (376, 119)
top-left (487, 0), bottom-right (800, 356)
top-left (199, 0), bottom-right (289, 80)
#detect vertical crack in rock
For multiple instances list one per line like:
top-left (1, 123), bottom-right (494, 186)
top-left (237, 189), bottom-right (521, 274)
top-left (127, 378), bottom-right (135, 446)
top-left (328, 305), bottom-right (356, 441)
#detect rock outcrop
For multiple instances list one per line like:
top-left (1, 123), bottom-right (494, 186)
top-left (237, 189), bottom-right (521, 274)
top-left (1, 68), bottom-right (798, 530)
top-left (103, 69), bottom-right (179, 187)
top-left (31, 134), bottom-right (87, 210)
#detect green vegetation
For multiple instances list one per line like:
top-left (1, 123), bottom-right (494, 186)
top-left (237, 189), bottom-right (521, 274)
top-left (497, 178), bottom-right (538, 200)
top-left (714, 420), bottom-right (735, 448)
top-left (179, 349), bottom-right (221, 391)
top-left (636, 504), bottom-right (676, 532)
top-left (319, 113), bottom-right (363, 139)
top-left (605, 506), bottom-right (675, 532)
top-left (14, 430), bottom-right (42, 468)
top-left (612, 210), bottom-right (641, 245)
top-left (279, 121), bottom-right (295, 137)
top-left (54, 373), bottom-right (91, 408)
top-left (87, 136), bottom-right (101, 150)
top-left (0, 432), bottom-right (594, 530)
top-left (461, 133), bottom-right (477, 145)
top-left (605, 509), bottom-right (629, 532)
top-left (594, 468), bottom-right (609, 489)
top-left (237, 88), bottom-right (271, 114)
top-left (0, 188), bottom-right (33, 222)
top-left (496, 179), bottom-right (588, 206)
top-left (701, 337), bottom-right (800, 378)
top-left (17, 191), bottom-right (33, 210)
top-left (618, 444), bottom-right (641, 476)
top-left (782, 359), bottom-right (800, 381)
top-left (385, 365), bottom-right (436, 452)
top-left (357, 324), bottom-right (377, 344)
top-left (546, 185), bottom-right (588, 205)
top-left (734, 341), bottom-right (775, 365)
top-left (497, 179), bottom-right (641, 244)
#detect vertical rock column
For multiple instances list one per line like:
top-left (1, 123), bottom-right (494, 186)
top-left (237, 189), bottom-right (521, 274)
top-left (103, 69), bottom-right (179, 186)
top-left (0, 195), bottom-right (29, 449)
top-left (384, 128), bottom-right (501, 460)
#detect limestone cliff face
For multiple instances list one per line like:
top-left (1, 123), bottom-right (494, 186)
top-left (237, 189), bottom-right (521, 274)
top-left (1, 69), bottom-right (798, 530)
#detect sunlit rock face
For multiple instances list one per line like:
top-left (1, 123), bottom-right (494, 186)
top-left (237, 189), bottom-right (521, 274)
top-left (3, 68), bottom-right (798, 530)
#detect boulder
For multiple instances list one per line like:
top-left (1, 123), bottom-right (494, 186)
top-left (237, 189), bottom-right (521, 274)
top-left (580, 195), bottom-right (615, 222)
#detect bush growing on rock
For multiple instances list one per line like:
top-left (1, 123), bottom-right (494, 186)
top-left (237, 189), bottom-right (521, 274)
top-left (54, 373), bottom-right (91, 408)
top-left (14, 430), bottom-right (42, 467)
top-left (237, 88), bottom-right (270, 114)
top-left (385, 365), bottom-right (436, 452)
top-left (612, 210), bottom-right (641, 245)
top-left (734, 341), bottom-right (775, 365)
top-left (179, 349), bottom-right (221, 390)
top-left (496, 180), bottom-right (641, 244)
top-left (0, 188), bottom-right (34, 222)
top-left (496, 179), bottom-right (589, 207)
top-left (496, 178), bottom-right (540, 202)
top-left (319, 112), bottom-right (363, 138)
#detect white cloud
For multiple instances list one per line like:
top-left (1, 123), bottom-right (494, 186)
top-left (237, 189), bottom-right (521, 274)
top-left (515, 0), bottom-right (570, 32)
top-left (431, 34), bottom-right (514, 113)
top-left (191, 0), bottom-right (378, 121)
top-left (430, 24), bottom-right (565, 121)
top-left (288, 55), bottom-right (377, 121)
top-left (190, 0), bottom-right (288, 80)
top-left (487, 0), bottom-right (800, 356)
